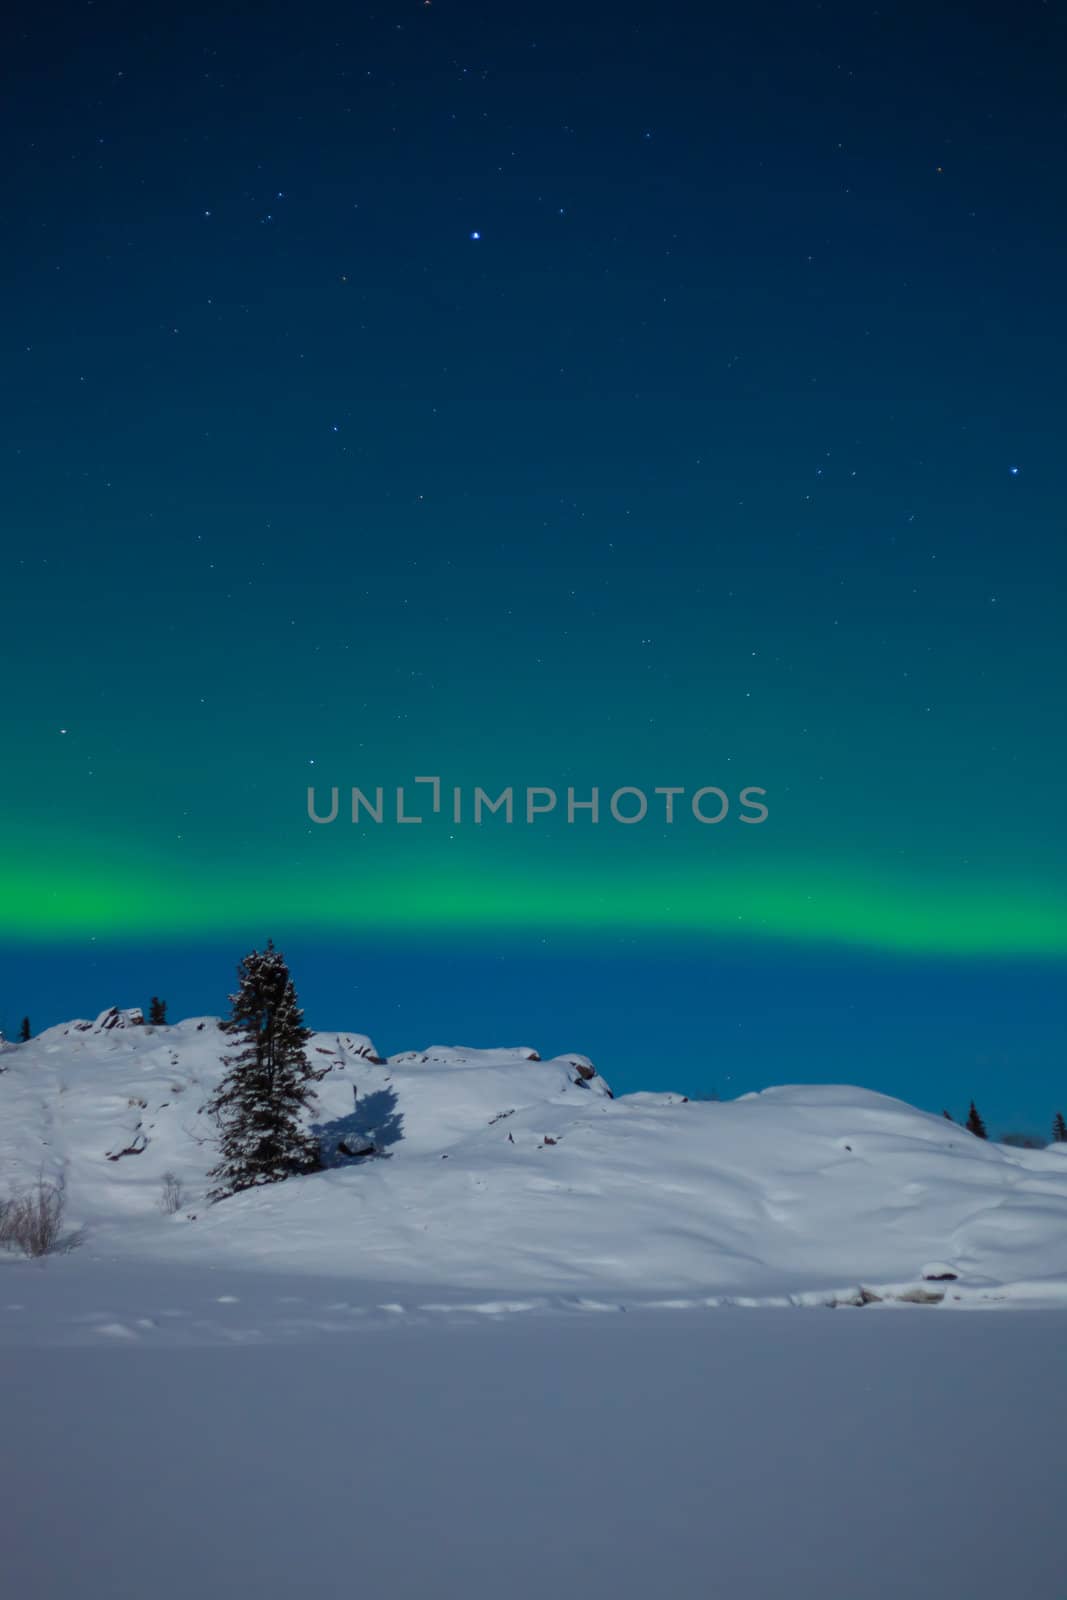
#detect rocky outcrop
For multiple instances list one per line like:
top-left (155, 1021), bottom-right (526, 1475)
top-left (77, 1007), bottom-right (146, 1033)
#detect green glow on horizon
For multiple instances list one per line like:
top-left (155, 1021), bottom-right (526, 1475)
top-left (3, 858), bottom-right (1065, 958)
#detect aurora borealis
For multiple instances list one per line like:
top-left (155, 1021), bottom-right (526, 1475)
top-left (4, 843), bottom-right (1067, 961)
top-left (2, 2), bottom-right (1065, 1129)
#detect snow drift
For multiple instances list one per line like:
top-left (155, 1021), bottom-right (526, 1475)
top-left (3, 1009), bottom-right (1066, 1309)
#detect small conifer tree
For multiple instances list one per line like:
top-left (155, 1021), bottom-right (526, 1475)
top-left (942, 1109), bottom-right (953, 1122)
top-left (1053, 1111), bottom-right (1067, 1144)
top-left (965, 1100), bottom-right (988, 1139)
top-left (148, 996), bottom-right (168, 1026)
top-left (206, 942), bottom-right (325, 1200)
top-left (18, 1017), bottom-right (30, 1043)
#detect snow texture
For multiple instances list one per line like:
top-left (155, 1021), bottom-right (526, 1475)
top-left (2, 1297), bottom-right (1066, 1600)
top-left (4, 1013), bottom-right (1067, 1599)
top-left (3, 1011), bottom-right (1067, 1313)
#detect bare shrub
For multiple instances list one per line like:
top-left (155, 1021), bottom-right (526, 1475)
top-left (159, 1171), bottom-right (185, 1215)
top-left (0, 1178), bottom-right (72, 1257)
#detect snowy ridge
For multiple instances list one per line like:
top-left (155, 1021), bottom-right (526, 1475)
top-left (3, 1009), bottom-right (1067, 1312)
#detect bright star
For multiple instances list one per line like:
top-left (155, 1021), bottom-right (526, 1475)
top-left (1009, 465), bottom-right (1020, 476)
top-left (469, 230), bottom-right (481, 240)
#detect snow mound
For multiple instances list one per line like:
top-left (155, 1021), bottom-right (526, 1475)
top-left (388, 1045), bottom-right (542, 1066)
top-left (2, 1013), bottom-right (1066, 1308)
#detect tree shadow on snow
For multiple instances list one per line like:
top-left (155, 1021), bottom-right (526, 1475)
top-left (314, 1087), bottom-right (404, 1166)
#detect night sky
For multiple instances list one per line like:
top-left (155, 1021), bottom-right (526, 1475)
top-left (3, 1), bottom-right (1065, 1133)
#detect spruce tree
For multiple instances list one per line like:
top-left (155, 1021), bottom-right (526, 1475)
top-left (965, 1100), bottom-right (988, 1139)
top-left (148, 996), bottom-right (168, 1026)
top-left (18, 1017), bottom-right (30, 1043)
top-left (1053, 1111), bottom-right (1067, 1144)
top-left (942, 1109), bottom-right (953, 1121)
top-left (205, 942), bottom-right (325, 1200)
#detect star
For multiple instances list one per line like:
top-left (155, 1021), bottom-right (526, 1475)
top-left (1008, 465), bottom-right (1020, 477)
top-left (469, 230), bottom-right (481, 240)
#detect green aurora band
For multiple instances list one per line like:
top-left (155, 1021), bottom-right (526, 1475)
top-left (4, 856), bottom-right (1064, 958)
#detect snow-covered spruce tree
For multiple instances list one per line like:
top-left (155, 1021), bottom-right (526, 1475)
top-left (1053, 1111), bottom-right (1067, 1144)
top-left (965, 1100), bottom-right (988, 1140)
top-left (205, 942), bottom-right (326, 1201)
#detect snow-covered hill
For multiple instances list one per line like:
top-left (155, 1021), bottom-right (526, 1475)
top-left (3, 1007), bottom-right (1067, 1310)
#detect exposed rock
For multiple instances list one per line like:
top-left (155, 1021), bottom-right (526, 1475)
top-left (828, 1286), bottom-right (883, 1307)
top-left (335, 1032), bottom-right (385, 1065)
top-left (555, 1052), bottom-right (597, 1081)
top-left (337, 1133), bottom-right (377, 1158)
top-left (94, 1007), bottom-right (145, 1031)
top-left (921, 1262), bottom-right (959, 1281)
top-left (106, 1131), bottom-right (147, 1161)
